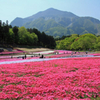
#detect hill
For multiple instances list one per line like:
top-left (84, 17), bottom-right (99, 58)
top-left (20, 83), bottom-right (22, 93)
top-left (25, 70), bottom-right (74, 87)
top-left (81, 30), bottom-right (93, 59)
top-left (10, 8), bottom-right (100, 38)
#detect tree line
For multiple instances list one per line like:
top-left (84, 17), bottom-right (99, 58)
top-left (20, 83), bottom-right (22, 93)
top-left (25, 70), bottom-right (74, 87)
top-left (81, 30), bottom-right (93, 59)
top-left (56, 33), bottom-right (100, 51)
top-left (1, 20), bottom-right (100, 50)
top-left (0, 20), bottom-right (56, 48)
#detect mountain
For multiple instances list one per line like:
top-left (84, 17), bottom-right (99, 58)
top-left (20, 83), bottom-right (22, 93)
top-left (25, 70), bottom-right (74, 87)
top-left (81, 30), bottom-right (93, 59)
top-left (10, 8), bottom-right (100, 38)
top-left (11, 8), bottom-right (78, 27)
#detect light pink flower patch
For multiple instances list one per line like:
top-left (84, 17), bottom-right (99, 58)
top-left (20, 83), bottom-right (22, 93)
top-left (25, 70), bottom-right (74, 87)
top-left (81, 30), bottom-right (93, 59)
top-left (90, 53), bottom-right (100, 56)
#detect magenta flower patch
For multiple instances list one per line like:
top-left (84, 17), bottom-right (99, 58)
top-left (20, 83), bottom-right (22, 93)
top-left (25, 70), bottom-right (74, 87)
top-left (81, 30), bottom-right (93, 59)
top-left (0, 57), bottom-right (100, 99)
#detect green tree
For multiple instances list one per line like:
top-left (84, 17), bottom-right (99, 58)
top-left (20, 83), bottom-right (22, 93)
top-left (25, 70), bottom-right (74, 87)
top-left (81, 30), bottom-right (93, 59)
top-left (48, 36), bottom-right (56, 48)
top-left (94, 42), bottom-right (100, 50)
top-left (56, 34), bottom-right (78, 50)
top-left (71, 33), bottom-right (97, 50)
top-left (8, 28), bottom-right (14, 44)
top-left (18, 27), bottom-right (38, 45)
top-left (32, 28), bottom-right (42, 45)
top-left (13, 26), bottom-right (19, 44)
top-left (0, 20), bottom-right (3, 43)
top-left (2, 22), bottom-right (9, 44)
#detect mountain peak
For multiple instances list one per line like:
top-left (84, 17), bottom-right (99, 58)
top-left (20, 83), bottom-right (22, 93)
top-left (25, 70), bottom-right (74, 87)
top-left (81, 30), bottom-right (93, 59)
top-left (46, 8), bottom-right (59, 11)
top-left (36, 8), bottom-right (77, 18)
top-left (46, 8), bottom-right (56, 10)
top-left (11, 8), bottom-right (78, 27)
top-left (44, 8), bottom-right (63, 14)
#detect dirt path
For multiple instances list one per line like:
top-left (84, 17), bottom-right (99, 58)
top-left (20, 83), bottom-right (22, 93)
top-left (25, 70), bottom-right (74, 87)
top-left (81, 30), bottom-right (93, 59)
top-left (15, 47), bottom-right (52, 52)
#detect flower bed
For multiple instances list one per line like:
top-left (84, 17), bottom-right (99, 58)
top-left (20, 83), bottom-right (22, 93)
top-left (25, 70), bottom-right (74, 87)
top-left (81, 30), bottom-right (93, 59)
top-left (55, 50), bottom-right (72, 54)
top-left (0, 57), bottom-right (100, 99)
top-left (90, 53), bottom-right (100, 56)
top-left (0, 49), bottom-right (25, 55)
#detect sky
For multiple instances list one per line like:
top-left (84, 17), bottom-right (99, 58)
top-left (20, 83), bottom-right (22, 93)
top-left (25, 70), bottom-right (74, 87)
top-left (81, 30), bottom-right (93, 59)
top-left (0, 0), bottom-right (100, 24)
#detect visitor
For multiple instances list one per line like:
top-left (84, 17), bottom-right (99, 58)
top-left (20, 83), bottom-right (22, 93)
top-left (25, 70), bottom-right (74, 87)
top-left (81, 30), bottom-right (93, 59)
top-left (22, 56), bottom-right (24, 59)
top-left (86, 51), bottom-right (88, 54)
top-left (25, 54), bottom-right (26, 59)
top-left (40, 55), bottom-right (44, 58)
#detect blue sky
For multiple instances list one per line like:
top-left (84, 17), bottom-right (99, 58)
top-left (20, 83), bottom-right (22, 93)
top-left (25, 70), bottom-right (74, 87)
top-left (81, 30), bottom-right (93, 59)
top-left (0, 0), bottom-right (100, 24)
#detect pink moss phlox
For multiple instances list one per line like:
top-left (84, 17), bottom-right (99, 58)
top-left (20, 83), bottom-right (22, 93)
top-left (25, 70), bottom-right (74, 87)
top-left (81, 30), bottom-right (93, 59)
top-left (0, 57), bottom-right (100, 99)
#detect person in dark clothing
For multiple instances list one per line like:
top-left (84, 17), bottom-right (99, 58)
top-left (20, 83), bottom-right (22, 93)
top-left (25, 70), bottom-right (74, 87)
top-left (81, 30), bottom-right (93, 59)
top-left (40, 55), bottom-right (44, 58)
top-left (25, 54), bottom-right (26, 59)
top-left (86, 51), bottom-right (88, 54)
top-left (22, 56), bottom-right (24, 59)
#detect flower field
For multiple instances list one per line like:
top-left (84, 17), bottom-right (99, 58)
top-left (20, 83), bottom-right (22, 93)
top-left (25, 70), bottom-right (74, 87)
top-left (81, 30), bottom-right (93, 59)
top-left (0, 57), bottom-right (100, 100)
top-left (0, 49), bottom-right (24, 55)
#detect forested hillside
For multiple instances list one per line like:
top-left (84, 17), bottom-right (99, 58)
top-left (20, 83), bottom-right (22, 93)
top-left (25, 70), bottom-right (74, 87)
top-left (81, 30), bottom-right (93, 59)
top-left (0, 20), bottom-right (56, 49)
top-left (11, 8), bottom-right (100, 38)
top-left (56, 33), bottom-right (100, 50)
